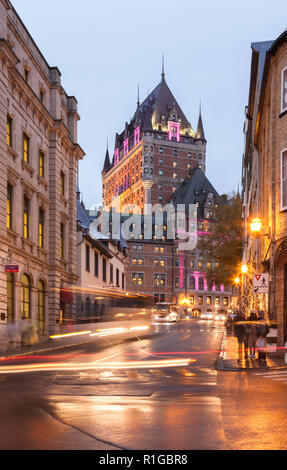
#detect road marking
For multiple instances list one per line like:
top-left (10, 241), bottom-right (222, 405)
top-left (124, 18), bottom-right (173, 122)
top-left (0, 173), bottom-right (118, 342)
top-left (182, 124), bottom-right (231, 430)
top-left (174, 368), bottom-right (195, 377)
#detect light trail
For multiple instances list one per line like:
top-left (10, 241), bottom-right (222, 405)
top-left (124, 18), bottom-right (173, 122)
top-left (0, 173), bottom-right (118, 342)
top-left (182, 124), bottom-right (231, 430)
top-left (0, 358), bottom-right (195, 375)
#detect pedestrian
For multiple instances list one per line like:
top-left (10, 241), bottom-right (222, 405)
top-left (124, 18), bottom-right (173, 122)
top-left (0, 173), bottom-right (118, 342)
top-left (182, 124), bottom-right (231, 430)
top-left (247, 310), bottom-right (258, 359)
top-left (256, 311), bottom-right (269, 362)
top-left (233, 311), bottom-right (249, 362)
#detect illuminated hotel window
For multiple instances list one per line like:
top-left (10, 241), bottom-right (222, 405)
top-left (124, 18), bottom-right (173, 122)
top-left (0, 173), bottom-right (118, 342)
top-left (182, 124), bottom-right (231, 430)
top-left (132, 272), bottom-right (144, 286)
top-left (38, 208), bottom-right (44, 248)
top-left (7, 184), bottom-right (12, 229)
top-left (37, 280), bottom-right (45, 335)
top-left (7, 116), bottom-right (12, 146)
top-left (21, 274), bottom-right (31, 319)
top-left (39, 151), bottom-right (45, 178)
top-left (23, 134), bottom-right (30, 163)
top-left (175, 277), bottom-right (179, 288)
top-left (206, 296), bottom-right (211, 305)
top-left (198, 296), bottom-right (203, 305)
top-left (23, 196), bottom-right (29, 239)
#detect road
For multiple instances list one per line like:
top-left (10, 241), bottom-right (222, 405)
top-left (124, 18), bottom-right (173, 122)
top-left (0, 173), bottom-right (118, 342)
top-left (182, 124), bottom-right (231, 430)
top-left (0, 319), bottom-right (287, 450)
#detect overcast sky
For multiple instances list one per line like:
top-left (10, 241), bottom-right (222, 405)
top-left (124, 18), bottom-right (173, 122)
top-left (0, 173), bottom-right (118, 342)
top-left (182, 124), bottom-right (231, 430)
top-left (11, 0), bottom-right (287, 209)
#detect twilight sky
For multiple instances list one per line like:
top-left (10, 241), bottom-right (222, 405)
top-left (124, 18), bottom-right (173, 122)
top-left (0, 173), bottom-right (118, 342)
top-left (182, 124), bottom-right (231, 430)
top-left (11, 0), bottom-right (287, 209)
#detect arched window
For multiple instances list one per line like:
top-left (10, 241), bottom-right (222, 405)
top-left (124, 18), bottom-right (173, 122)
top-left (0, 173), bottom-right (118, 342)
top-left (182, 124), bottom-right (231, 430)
top-left (21, 274), bottom-right (31, 319)
top-left (7, 273), bottom-right (14, 323)
top-left (37, 280), bottom-right (45, 335)
top-left (198, 278), bottom-right (204, 291)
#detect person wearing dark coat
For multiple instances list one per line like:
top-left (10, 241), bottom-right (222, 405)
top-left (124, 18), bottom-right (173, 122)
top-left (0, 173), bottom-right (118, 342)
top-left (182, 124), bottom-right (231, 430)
top-left (256, 311), bottom-right (270, 362)
top-left (233, 311), bottom-right (249, 362)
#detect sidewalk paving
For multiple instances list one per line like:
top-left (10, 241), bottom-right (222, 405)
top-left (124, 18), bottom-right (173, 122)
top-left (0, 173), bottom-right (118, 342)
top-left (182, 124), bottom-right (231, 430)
top-left (217, 330), bottom-right (287, 371)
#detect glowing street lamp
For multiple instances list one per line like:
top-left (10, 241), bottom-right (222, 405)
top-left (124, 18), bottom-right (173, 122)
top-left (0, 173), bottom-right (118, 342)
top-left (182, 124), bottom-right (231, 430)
top-left (234, 277), bottom-right (240, 285)
top-left (250, 217), bottom-right (262, 235)
top-left (241, 265), bottom-right (248, 274)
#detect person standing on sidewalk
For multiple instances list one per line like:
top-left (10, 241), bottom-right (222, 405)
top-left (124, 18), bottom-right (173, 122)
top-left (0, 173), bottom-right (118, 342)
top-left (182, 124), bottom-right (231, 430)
top-left (234, 311), bottom-right (249, 362)
top-left (256, 311), bottom-right (269, 362)
top-left (247, 310), bottom-right (258, 359)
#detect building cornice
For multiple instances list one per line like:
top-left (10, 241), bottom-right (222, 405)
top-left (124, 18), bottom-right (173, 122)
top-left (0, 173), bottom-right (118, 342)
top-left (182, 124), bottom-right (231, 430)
top-left (0, 38), bottom-right (19, 67)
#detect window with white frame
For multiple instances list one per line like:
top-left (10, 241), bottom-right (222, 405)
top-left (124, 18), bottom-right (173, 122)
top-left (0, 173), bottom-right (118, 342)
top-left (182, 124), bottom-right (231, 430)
top-left (281, 149), bottom-right (287, 210)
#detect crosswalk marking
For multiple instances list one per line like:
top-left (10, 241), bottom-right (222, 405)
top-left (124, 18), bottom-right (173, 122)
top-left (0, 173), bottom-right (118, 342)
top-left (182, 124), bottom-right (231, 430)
top-left (254, 370), bottom-right (287, 385)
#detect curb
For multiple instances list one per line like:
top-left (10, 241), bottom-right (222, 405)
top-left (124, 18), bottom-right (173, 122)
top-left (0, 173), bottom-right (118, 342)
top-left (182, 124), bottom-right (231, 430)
top-left (217, 330), bottom-right (287, 372)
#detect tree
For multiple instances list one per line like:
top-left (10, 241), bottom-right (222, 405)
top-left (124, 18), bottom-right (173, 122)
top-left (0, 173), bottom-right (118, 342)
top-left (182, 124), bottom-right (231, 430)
top-left (198, 193), bottom-right (243, 287)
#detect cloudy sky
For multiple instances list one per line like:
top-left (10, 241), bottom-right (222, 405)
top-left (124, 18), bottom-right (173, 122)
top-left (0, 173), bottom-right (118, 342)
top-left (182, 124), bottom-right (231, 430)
top-left (11, 0), bottom-right (287, 209)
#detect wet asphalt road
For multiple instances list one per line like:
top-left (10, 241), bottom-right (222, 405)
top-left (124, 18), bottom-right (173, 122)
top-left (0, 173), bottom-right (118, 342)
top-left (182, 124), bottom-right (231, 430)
top-left (0, 319), bottom-right (287, 450)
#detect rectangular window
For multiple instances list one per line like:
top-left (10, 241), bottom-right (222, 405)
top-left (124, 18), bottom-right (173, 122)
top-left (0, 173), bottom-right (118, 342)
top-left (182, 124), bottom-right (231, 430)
top-left (23, 197), bottom-right (29, 239)
top-left (103, 258), bottom-right (107, 282)
top-left (60, 172), bottom-right (65, 196)
top-left (198, 296), bottom-right (203, 305)
top-left (23, 134), bottom-right (30, 163)
top-left (132, 272), bottom-right (144, 286)
top-left (95, 252), bottom-right (99, 277)
top-left (85, 244), bottom-right (90, 271)
top-left (190, 295), bottom-right (195, 305)
top-left (110, 263), bottom-right (114, 283)
top-left (7, 116), bottom-right (12, 146)
top-left (175, 277), bottom-right (179, 288)
top-left (224, 297), bottom-right (229, 306)
top-left (154, 274), bottom-right (166, 286)
top-left (38, 208), bottom-right (44, 248)
top-left (60, 223), bottom-right (65, 258)
top-left (39, 151), bottom-right (45, 178)
top-left (206, 296), bottom-right (211, 305)
top-left (122, 273), bottom-right (125, 290)
top-left (116, 268), bottom-right (120, 287)
top-left (7, 184), bottom-right (12, 229)
top-left (281, 149), bottom-right (287, 210)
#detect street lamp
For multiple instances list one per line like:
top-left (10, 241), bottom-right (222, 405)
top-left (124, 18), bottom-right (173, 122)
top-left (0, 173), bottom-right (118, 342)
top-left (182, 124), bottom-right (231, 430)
top-left (250, 217), bottom-right (262, 235)
top-left (241, 265), bottom-right (248, 274)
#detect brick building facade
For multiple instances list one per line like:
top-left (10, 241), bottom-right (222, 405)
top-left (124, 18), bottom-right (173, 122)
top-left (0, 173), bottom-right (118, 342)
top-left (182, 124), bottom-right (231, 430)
top-left (0, 0), bottom-right (84, 345)
top-left (242, 33), bottom-right (287, 346)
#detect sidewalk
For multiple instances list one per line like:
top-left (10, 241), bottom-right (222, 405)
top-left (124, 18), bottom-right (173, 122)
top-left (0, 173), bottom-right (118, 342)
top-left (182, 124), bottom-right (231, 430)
top-left (217, 330), bottom-right (287, 371)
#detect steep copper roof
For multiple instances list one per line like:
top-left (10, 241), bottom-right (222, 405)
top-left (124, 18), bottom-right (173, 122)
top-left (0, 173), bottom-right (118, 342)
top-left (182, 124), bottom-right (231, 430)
top-left (134, 76), bottom-right (192, 132)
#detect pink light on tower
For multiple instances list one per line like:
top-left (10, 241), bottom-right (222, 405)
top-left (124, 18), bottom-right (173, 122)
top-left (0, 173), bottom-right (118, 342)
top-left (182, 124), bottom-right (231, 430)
top-left (134, 127), bottom-right (140, 146)
top-left (114, 148), bottom-right (119, 166)
top-left (123, 138), bottom-right (129, 156)
top-left (168, 121), bottom-right (180, 142)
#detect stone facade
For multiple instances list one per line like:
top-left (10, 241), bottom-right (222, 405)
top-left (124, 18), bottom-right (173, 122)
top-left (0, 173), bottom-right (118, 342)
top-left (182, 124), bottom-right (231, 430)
top-left (0, 0), bottom-right (84, 345)
top-left (242, 34), bottom-right (287, 346)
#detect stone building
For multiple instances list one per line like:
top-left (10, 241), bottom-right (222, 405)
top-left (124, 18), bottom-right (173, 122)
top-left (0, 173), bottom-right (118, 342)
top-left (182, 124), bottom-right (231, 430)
top-left (242, 32), bottom-right (287, 346)
top-left (0, 0), bottom-right (84, 344)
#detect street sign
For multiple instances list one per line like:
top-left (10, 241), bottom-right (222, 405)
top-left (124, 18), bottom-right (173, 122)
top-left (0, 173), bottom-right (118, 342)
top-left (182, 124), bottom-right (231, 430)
top-left (5, 265), bottom-right (19, 273)
top-left (253, 273), bottom-right (269, 294)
